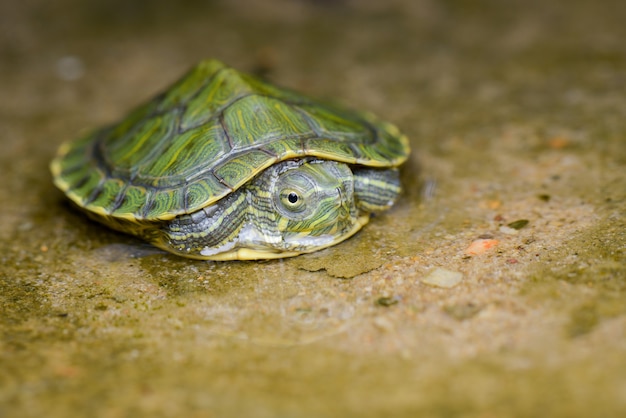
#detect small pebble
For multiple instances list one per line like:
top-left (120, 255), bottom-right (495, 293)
top-left (56, 56), bottom-right (85, 81)
top-left (465, 239), bottom-right (499, 255)
top-left (373, 316), bottom-right (395, 332)
top-left (499, 225), bottom-right (519, 235)
top-left (421, 268), bottom-right (463, 288)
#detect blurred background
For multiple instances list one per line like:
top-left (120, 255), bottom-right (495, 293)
top-left (1, 1), bottom-right (625, 417)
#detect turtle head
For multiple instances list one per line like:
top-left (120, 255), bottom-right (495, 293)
top-left (240, 159), bottom-right (364, 258)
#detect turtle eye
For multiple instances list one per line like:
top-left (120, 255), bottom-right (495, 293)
top-left (279, 189), bottom-right (306, 212)
top-left (273, 164), bottom-right (319, 220)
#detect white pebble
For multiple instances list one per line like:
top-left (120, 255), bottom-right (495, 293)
top-left (56, 56), bottom-right (85, 81)
top-left (421, 267), bottom-right (463, 288)
top-left (499, 225), bottom-right (519, 235)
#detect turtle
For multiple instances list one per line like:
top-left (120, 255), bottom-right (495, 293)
top-left (50, 59), bottom-right (410, 260)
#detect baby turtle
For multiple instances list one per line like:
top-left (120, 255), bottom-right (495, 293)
top-left (50, 60), bottom-right (409, 260)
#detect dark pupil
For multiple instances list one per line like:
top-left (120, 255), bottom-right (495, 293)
top-left (287, 192), bottom-right (299, 204)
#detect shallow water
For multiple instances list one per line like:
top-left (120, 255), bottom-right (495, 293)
top-left (1, 0), bottom-right (625, 416)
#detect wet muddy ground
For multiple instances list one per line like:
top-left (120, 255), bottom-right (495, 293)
top-left (1, 1), bottom-right (625, 416)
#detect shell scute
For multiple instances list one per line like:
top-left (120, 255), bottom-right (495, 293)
top-left (103, 109), bottom-right (180, 177)
top-left (181, 66), bottom-right (257, 130)
top-left (139, 120), bottom-right (229, 187)
top-left (158, 60), bottom-right (227, 112)
top-left (222, 95), bottom-right (314, 150)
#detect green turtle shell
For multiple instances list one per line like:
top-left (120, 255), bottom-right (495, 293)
top-left (51, 59), bottom-right (409, 222)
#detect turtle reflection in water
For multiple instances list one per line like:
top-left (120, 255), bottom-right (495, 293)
top-left (50, 60), bottom-right (410, 260)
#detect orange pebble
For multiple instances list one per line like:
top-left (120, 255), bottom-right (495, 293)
top-left (465, 239), bottom-right (499, 255)
top-left (548, 137), bottom-right (569, 149)
top-left (487, 200), bottom-right (502, 210)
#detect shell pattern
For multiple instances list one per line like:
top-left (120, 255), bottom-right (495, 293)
top-left (51, 60), bottom-right (409, 222)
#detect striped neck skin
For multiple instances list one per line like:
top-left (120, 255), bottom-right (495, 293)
top-left (352, 167), bottom-right (401, 214)
top-left (157, 159), bottom-right (367, 260)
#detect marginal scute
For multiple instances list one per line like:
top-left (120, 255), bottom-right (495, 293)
top-left (90, 178), bottom-right (126, 213)
top-left (112, 184), bottom-right (148, 216)
top-left (304, 138), bottom-right (359, 164)
top-left (58, 137), bottom-right (93, 172)
top-left (58, 163), bottom-right (93, 191)
top-left (351, 141), bottom-right (399, 166)
top-left (297, 102), bottom-right (373, 142)
top-left (213, 149), bottom-right (277, 189)
top-left (145, 188), bottom-right (183, 220)
top-left (183, 177), bottom-right (231, 214)
top-left (68, 169), bottom-right (106, 207)
top-left (51, 59), bottom-right (409, 221)
top-left (377, 124), bottom-right (410, 164)
top-left (262, 137), bottom-right (306, 159)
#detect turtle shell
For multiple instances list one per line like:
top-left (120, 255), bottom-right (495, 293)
top-left (51, 59), bottom-right (409, 221)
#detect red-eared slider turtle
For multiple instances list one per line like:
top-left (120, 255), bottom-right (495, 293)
top-left (50, 59), bottom-right (410, 260)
